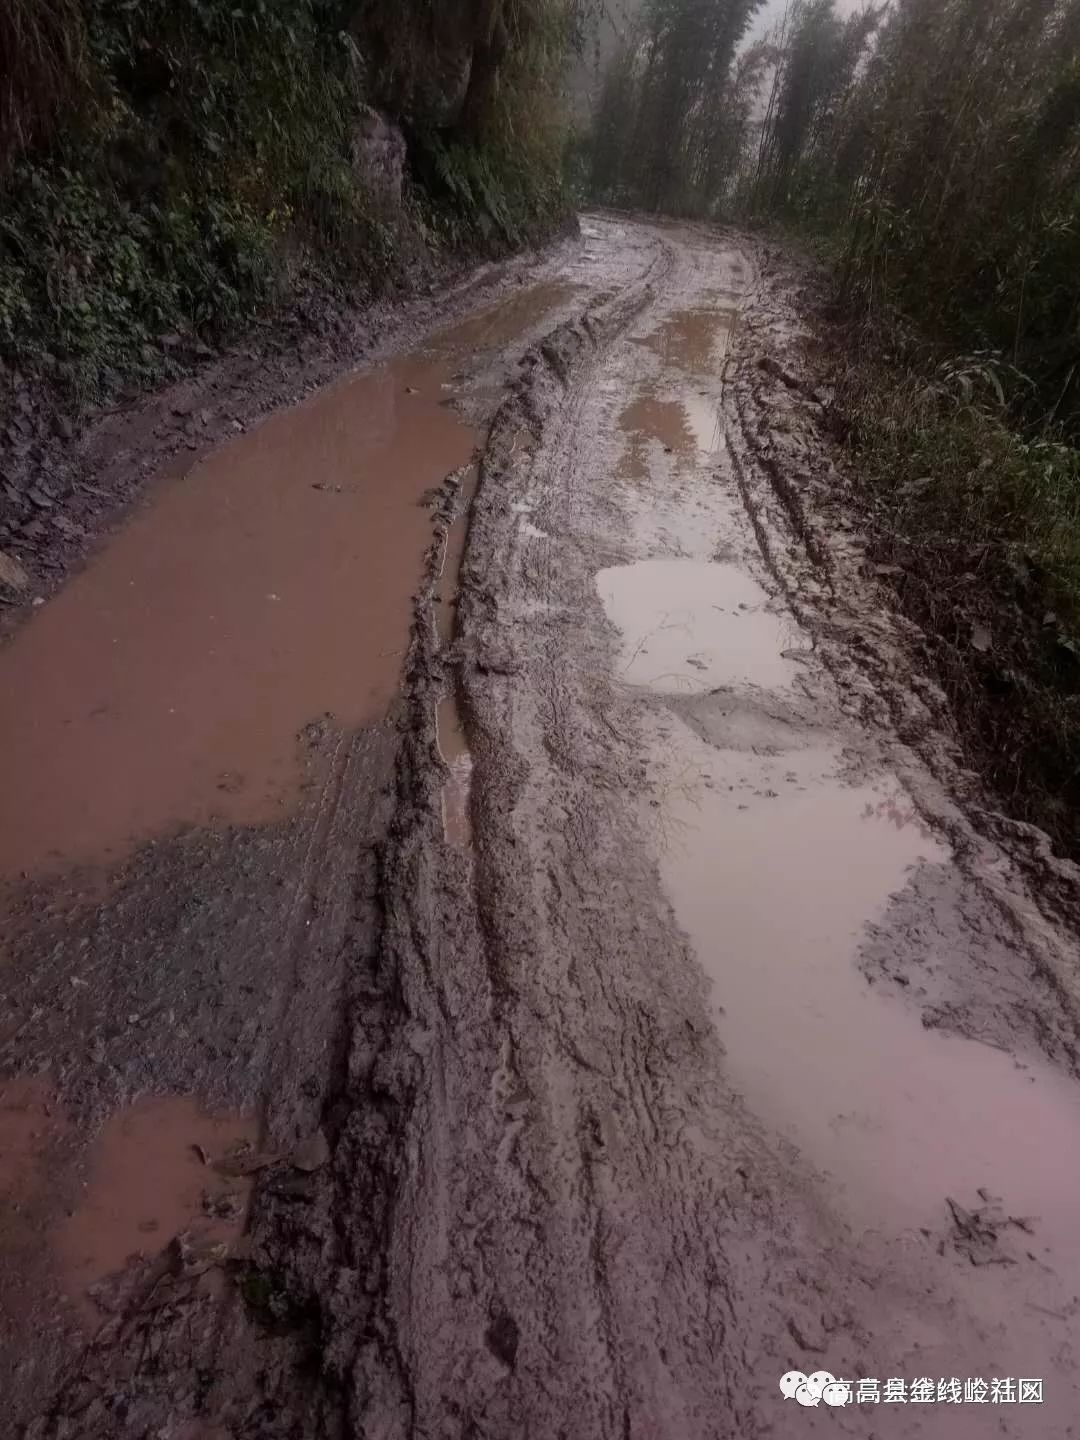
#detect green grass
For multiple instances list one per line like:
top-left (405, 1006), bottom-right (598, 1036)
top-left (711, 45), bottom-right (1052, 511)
top-left (832, 331), bottom-right (1080, 854)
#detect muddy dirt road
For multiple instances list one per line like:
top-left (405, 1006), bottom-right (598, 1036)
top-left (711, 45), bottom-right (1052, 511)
top-left (4, 216), bottom-right (1080, 1437)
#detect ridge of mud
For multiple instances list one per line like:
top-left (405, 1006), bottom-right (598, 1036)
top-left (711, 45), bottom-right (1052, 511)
top-left (315, 259), bottom-right (678, 1433)
top-left (722, 237), bottom-right (1080, 1071)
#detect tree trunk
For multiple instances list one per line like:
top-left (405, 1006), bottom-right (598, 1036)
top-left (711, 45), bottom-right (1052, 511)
top-left (457, 0), bottom-right (511, 138)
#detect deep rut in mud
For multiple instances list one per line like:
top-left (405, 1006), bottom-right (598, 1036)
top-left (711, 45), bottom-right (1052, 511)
top-left (5, 217), bottom-right (1080, 1438)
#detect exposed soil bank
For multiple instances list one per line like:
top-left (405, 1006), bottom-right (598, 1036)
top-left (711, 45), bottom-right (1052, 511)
top-left (7, 216), bottom-right (1080, 1439)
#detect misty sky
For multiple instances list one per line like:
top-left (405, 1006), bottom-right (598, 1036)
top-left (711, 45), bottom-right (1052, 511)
top-left (748, 0), bottom-right (871, 41)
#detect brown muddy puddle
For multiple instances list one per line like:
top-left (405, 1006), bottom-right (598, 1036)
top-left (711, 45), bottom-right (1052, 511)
top-left (0, 284), bottom-right (573, 876)
top-left (630, 306), bottom-right (735, 372)
top-left (0, 1076), bottom-right (60, 1186)
top-left (596, 559), bottom-right (798, 693)
top-left (618, 307), bottom-right (735, 482)
top-left (55, 1096), bottom-right (257, 1325)
top-left (0, 1077), bottom-right (64, 1250)
top-left (0, 1077), bottom-right (69, 1349)
top-left (603, 562), bottom-right (1080, 1249)
top-left (1, 1085), bottom-right (256, 1329)
top-left (618, 393), bottom-right (722, 480)
top-left (435, 280), bottom-right (580, 354)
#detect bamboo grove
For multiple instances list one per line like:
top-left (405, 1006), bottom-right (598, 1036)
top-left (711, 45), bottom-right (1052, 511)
top-left (592, 0), bottom-right (1080, 434)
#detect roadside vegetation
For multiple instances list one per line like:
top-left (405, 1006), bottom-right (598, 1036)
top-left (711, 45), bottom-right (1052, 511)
top-left (0, 0), bottom-right (587, 405)
top-left (590, 0), bottom-right (1080, 859)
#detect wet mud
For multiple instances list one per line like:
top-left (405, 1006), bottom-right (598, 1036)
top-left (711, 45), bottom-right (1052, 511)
top-left (617, 391), bottom-right (723, 479)
top-left (630, 304), bottom-right (736, 371)
top-left (8, 215), bottom-right (1080, 1439)
top-left (646, 715), bottom-right (1080, 1282)
top-left (362, 217), bottom-right (1080, 1437)
top-left (56, 1098), bottom-right (258, 1326)
top-left (0, 257), bottom-right (592, 1433)
top-left (436, 695), bottom-right (473, 850)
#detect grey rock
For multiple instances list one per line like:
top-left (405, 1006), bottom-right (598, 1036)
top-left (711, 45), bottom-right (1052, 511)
top-left (351, 106), bottom-right (408, 210)
top-left (0, 549), bottom-right (30, 592)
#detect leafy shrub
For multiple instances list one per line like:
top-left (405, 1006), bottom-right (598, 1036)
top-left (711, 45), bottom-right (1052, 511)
top-left (835, 333), bottom-right (1080, 854)
top-left (0, 0), bottom-right (581, 405)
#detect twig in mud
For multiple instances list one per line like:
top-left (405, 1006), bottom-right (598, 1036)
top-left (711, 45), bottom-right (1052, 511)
top-left (648, 758), bottom-right (709, 854)
top-left (620, 610), bottom-right (692, 675)
top-left (645, 670), bottom-right (708, 691)
top-left (599, 710), bottom-right (632, 745)
top-left (652, 803), bottom-right (695, 854)
top-left (621, 622), bottom-right (663, 674)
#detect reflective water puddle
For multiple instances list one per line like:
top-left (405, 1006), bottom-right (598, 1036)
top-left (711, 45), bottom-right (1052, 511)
top-left (618, 391), bottom-right (722, 480)
top-left (643, 713), bottom-right (1080, 1418)
top-left (631, 307), bottom-right (736, 372)
top-left (600, 282), bottom-right (1080, 1426)
top-left (596, 559), bottom-right (798, 693)
top-left (436, 695), bottom-right (472, 851)
top-left (618, 306), bottom-right (734, 481)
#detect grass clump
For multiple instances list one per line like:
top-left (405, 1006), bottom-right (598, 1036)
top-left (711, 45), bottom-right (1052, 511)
top-left (833, 332), bottom-right (1080, 855)
top-left (0, 0), bottom-right (373, 403)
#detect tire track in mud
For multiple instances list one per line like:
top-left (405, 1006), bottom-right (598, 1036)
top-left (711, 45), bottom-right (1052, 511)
top-left (344, 233), bottom-right (699, 1436)
top-left (349, 224), bottom-right (869, 1439)
top-left (17, 221), bottom-right (672, 1440)
top-left (723, 243), bottom-right (1080, 1076)
top-left (356, 217), bottom-right (1080, 1439)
